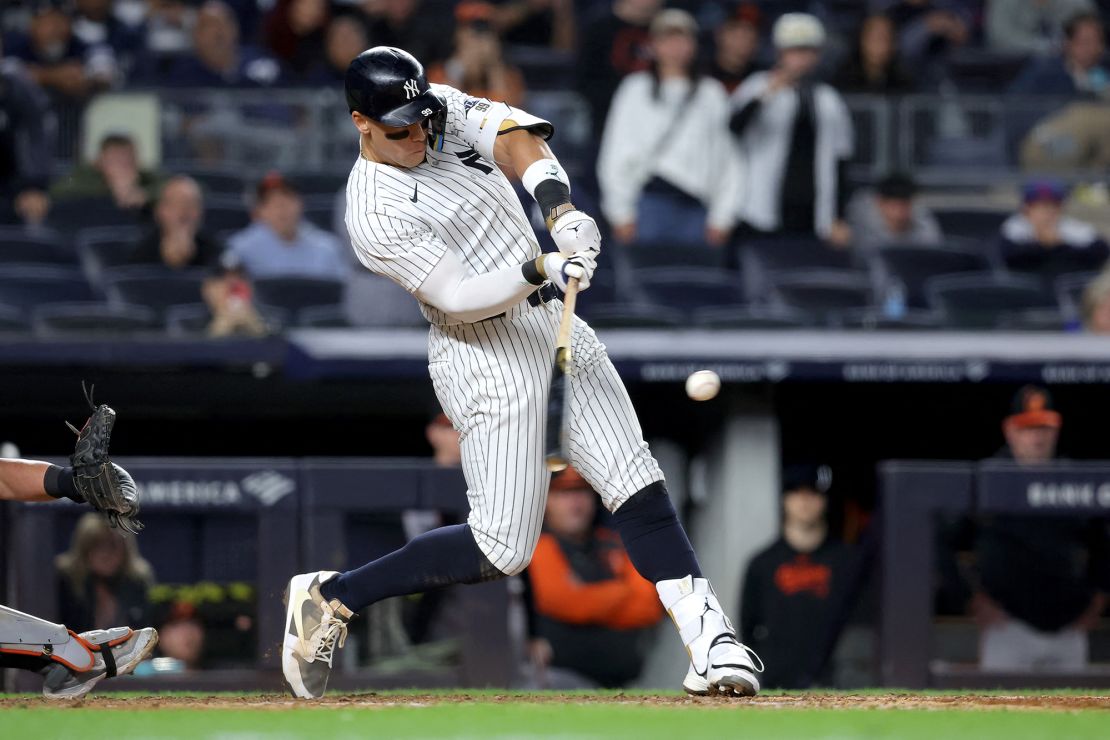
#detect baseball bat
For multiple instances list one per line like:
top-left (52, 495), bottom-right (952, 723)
top-left (544, 277), bottom-right (579, 472)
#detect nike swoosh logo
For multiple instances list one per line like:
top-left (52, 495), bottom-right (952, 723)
top-left (410, 183), bottom-right (418, 203)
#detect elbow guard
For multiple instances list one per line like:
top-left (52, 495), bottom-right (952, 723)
top-left (462, 100), bottom-right (554, 162)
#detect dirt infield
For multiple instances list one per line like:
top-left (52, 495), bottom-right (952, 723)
top-left (2, 693), bottom-right (1108, 712)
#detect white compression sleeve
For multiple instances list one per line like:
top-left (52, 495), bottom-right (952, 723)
top-left (415, 249), bottom-right (540, 323)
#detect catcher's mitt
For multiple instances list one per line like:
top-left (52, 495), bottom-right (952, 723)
top-left (67, 384), bottom-right (143, 534)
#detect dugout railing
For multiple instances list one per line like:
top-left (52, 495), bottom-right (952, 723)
top-left (880, 460), bottom-right (1110, 689)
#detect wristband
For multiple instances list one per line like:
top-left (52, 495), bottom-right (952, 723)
top-left (522, 256), bottom-right (546, 285)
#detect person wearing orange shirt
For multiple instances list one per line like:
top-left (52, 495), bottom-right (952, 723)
top-left (526, 467), bottom-right (663, 687)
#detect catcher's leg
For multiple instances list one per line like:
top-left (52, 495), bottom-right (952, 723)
top-left (0, 605), bottom-right (158, 699)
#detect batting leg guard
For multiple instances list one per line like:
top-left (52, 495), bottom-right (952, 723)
top-left (657, 576), bottom-right (763, 696)
top-left (0, 604), bottom-right (125, 673)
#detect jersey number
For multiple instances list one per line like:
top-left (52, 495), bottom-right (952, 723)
top-left (455, 148), bottom-right (493, 175)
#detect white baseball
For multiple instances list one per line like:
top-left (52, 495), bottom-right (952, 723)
top-left (685, 370), bottom-right (721, 401)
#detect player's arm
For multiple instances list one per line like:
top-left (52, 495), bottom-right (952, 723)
top-left (0, 458), bottom-right (76, 503)
top-left (415, 246), bottom-right (589, 323)
top-left (461, 96), bottom-right (600, 258)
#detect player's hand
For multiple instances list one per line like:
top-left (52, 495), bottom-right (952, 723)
top-left (543, 251), bottom-right (595, 292)
top-left (550, 209), bottom-right (602, 257)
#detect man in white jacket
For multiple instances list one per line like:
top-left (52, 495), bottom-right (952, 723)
top-left (728, 13), bottom-right (854, 247)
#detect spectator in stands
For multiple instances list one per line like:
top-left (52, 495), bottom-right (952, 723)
top-left (361, 0), bottom-right (452, 68)
top-left (999, 178), bottom-right (1109, 278)
top-left (263, 0), bottom-right (330, 78)
top-left (741, 465), bottom-right (855, 689)
top-left (597, 9), bottom-right (738, 247)
top-left (526, 467), bottom-right (664, 688)
top-left (223, 171), bottom-right (346, 280)
top-left (426, 2), bottom-right (527, 108)
top-left (489, 0), bottom-right (576, 50)
top-left (729, 13), bottom-right (854, 247)
top-left (972, 386), bottom-right (1109, 672)
top-left (301, 13), bottom-right (368, 84)
top-left (847, 172), bottom-right (943, 252)
top-left (708, 2), bottom-right (763, 95)
top-left (576, 0), bottom-right (661, 137)
top-left (0, 50), bottom-right (54, 226)
top-left (987, 0), bottom-right (1096, 55)
top-left (56, 512), bottom-right (155, 632)
top-left (426, 412), bottom-right (461, 468)
top-left (1081, 268), bottom-right (1110, 332)
top-left (129, 175), bottom-right (223, 269)
top-left (51, 132), bottom-right (163, 212)
top-left (3, 0), bottom-right (117, 99)
top-left (163, 0), bottom-right (284, 87)
top-left (832, 13), bottom-right (916, 95)
top-left (157, 602), bottom-right (206, 670)
top-left (1009, 12), bottom-right (1109, 97)
top-left (72, 0), bottom-right (143, 63)
top-left (141, 0), bottom-right (197, 56)
top-left (129, 174), bottom-right (265, 336)
top-left (879, 0), bottom-right (971, 78)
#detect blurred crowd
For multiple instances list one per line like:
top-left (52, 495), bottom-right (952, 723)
top-left (0, 0), bottom-right (1109, 336)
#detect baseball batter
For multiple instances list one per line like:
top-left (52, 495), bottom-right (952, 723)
top-left (282, 46), bottom-right (762, 699)
top-left (0, 397), bottom-right (156, 698)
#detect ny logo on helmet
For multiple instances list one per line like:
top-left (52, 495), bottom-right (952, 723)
top-left (404, 79), bottom-right (420, 99)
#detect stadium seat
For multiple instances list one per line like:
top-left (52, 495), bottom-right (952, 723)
top-left (621, 242), bottom-right (727, 271)
top-left (582, 303), bottom-right (684, 329)
top-left (31, 302), bottom-right (161, 335)
top-left (0, 304), bottom-right (26, 332)
top-left (48, 197), bottom-right (141, 233)
top-left (635, 268), bottom-right (746, 314)
top-left (252, 277), bottom-right (345, 314)
top-left (344, 273), bottom-right (426, 328)
top-left (743, 237), bottom-right (855, 273)
top-left (842, 308), bottom-right (945, 331)
top-left (285, 172), bottom-right (349, 197)
top-left (569, 271), bottom-right (621, 315)
top-left (204, 196), bottom-right (252, 233)
top-left (183, 169), bottom-right (246, 196)
top-left (771, 269), bottom-right (875, 320)
top-left (876, 244), bottom-right (993, 308)
top-left (165, 303), bottom-right (288, 335)
top-left (996, 308), bottom-right (1066, 332)
top-left (0, 265), bottom-right (94, 309)
top-left (932, 209), bottom-right (1008, 239)
top-left (1055, 271), bottom-right (1099, 321)
top-left (77, 226), bottom-right (143, 286)
top-left (102, 266), bottom-right (208, 315)
top-left (925, 272), bottom-right (1056, 328)
top-left (298, 305), bottom-right (351, 328)
top-left (692, 305), bottom-right (813, 329)
top-left (0, 227), bottom-right (74, 264)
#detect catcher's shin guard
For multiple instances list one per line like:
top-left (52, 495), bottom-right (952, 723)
top-left (0, 605), bottom-right (97, 671)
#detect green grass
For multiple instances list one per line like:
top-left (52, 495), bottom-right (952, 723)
top-left (2, 691), bottom-right (1108, 740)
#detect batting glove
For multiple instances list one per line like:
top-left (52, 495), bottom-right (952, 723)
top-left (543, 252), bottom-right (595, 292)
top-left (550, 210), bottom-right (602, 258)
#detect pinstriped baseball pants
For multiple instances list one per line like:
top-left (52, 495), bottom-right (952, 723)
top-left (428, 300), bottom-right (664, 575)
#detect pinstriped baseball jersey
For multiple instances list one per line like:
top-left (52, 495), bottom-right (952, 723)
top-left (344, 84), bottom-right (663, 575)
top-left (345, 84), bottom-right (542, 326)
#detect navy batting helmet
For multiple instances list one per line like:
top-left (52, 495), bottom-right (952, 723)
top-left (345, 47), bottom-right (445, 127)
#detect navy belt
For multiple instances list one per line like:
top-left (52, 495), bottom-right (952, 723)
top-left (485, 283), bottom-right (557, 321)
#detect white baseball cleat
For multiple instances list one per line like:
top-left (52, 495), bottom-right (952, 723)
top-left (657, 575), bottom-right (763, 697)
top-left (41, 626), bottom-right (159, 699)
top-left (282, 571), bottom-right (353, 699)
